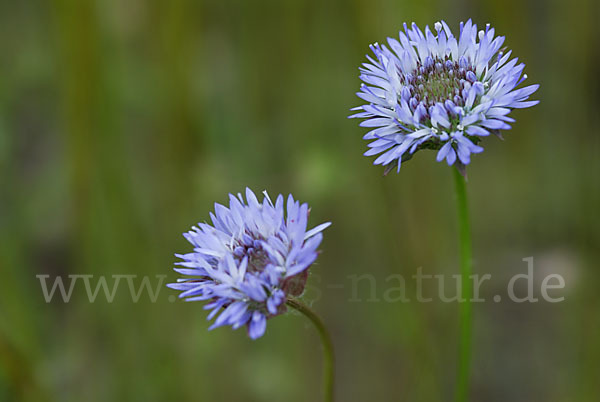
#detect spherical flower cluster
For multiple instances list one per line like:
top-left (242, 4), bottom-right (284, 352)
top-left (167, 189), bottom-right (330, 339)
top-left (350, 19), bottom-right (539, 173)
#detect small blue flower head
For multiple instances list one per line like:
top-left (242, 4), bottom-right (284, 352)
top-left (167, 189), bottom-right (331, 339)
top-left (350, 20), bottom-right (539, 174)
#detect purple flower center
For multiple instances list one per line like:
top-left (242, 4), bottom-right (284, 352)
top-left (401, 56), bottom-right (478, 109)
top-left (233, 236), bottom-right (269, 273)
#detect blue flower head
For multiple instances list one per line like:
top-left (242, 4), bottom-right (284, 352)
top-left (350, 20), bottom-right (539, 174)
top-left (168, 189), bottom-right (331, 339)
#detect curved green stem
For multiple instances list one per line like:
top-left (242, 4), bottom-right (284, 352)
top-left (286, 298), bottom-right (334, 402)
top-left (453, 168), bottom-right (472, 402)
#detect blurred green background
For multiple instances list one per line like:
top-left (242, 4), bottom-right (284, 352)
top-left (1, 0), bottom-right (599, 401)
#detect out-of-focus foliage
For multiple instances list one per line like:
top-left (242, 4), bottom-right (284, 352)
top-left (0, 0), bottom-right (598, 401)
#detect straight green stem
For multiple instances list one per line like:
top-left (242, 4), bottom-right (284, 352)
top-left (286, 298), bottom-right (334, 402)
top-left (453, 168), bottom-right (472, 402)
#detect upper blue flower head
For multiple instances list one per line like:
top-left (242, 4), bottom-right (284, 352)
top-left (167, 189), bottom-right (330, 339)
top-left (350, 20), bottom-right (539, 173)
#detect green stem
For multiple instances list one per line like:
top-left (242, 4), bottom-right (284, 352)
top-left (286, 298), bottom-right (334, 402)
top-left (453, 168), bottom-right (472, 402)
